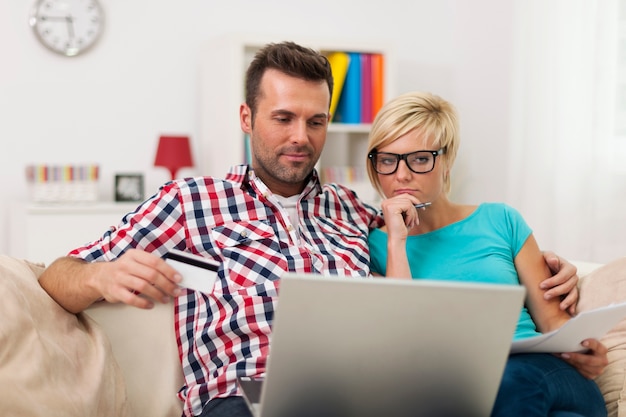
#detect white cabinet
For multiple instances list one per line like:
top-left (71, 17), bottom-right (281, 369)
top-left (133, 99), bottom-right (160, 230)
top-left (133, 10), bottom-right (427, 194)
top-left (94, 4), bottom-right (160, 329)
top-left (199, 35), bottom-right (395, 206)
top-left (10, 202), bottom-right (139, 266)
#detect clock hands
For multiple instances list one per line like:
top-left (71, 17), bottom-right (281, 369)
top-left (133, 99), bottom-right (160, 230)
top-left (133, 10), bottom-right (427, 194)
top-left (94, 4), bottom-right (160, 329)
top-left (40, 15), bottom-right (67, 22)
top-left (40, 15), bottom-right (76, 39)
top-left (65, 15), bottom-right (75, 39)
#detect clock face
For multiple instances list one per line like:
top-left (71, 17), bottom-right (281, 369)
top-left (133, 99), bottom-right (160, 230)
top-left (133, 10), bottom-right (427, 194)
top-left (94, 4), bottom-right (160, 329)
top-left (30, 0), bottom-right (104, 57)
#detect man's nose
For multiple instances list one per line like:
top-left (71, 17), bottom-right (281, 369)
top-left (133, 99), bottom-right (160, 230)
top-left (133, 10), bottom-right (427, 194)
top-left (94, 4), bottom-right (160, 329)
top-left (291, 120), bottom-right (309, 143)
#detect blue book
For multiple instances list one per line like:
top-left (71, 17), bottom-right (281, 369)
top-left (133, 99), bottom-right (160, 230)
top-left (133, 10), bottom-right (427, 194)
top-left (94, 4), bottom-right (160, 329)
top-left (335, 52), bottom-right (362, 124)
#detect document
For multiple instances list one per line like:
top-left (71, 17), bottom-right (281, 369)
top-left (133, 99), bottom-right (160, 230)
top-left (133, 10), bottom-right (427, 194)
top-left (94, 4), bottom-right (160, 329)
top-left (164, 249), bottom-right (219, 294)
top-left (511, 301), bottom-right (626, 353)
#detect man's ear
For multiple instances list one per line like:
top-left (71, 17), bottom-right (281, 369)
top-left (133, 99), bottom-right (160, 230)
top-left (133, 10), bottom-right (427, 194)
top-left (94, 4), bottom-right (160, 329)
top-left (240, 103), bottom-right (252, 133)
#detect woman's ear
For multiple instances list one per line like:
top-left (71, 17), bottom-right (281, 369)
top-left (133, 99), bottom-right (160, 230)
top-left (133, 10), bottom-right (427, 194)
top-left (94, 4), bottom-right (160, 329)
top-left (443, 167), bottom-right (450, 181)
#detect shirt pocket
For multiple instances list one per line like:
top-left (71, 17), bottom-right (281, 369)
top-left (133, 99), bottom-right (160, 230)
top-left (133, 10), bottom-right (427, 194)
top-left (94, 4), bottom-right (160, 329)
top-left (210, 219), bottom-right (285, 294)
top-left (211, 219), bottom-right (275, 248)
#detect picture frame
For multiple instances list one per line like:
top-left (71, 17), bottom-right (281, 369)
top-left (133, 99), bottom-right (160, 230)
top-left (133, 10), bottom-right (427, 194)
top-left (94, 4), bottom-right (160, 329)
top-left (115, 173), bottom-right (144, 202)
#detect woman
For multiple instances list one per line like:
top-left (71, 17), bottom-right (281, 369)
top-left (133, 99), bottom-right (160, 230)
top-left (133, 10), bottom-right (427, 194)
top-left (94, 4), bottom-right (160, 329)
top-left (366, 91), bottom-right (608, 417)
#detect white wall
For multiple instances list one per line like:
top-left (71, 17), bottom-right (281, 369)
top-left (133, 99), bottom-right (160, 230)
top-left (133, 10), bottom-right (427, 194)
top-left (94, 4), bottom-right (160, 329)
top-left (0, 0), bottom-right (514, 257)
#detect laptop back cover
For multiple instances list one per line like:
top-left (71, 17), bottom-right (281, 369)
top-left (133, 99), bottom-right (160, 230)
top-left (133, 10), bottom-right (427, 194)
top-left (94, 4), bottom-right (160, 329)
top-left (256, 274), bottom-right (525, 417)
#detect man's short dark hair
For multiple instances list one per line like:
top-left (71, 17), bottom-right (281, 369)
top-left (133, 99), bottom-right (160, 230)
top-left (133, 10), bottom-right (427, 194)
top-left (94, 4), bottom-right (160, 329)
top-left (245, 41), bottom-right (334, 121)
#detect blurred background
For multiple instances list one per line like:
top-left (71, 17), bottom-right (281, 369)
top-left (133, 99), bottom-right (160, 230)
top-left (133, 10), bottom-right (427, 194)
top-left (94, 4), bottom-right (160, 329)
top-left (1, 0), bottom-right (623, 263)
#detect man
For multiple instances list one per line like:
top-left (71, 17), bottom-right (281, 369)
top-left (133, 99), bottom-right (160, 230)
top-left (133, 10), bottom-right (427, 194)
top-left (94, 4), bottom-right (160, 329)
top-left (39, 41), bottom-right (580, 417)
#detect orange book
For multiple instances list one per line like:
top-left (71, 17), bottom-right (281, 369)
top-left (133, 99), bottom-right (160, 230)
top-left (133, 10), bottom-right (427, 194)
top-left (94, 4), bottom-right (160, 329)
top-left (371, 54), bottom-right (385, 119)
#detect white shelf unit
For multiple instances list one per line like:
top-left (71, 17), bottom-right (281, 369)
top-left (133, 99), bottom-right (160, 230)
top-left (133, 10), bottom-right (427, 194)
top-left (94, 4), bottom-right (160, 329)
top-left (199, 35), bottom-right (395, 206)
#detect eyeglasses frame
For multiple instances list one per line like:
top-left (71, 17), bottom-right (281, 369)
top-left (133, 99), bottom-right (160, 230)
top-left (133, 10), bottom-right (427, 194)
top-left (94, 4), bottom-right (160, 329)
top-left (368, 148), bottom-right (445, 175)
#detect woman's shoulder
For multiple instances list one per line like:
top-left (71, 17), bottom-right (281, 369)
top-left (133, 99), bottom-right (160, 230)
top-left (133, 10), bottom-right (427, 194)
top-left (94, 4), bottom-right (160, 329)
top-left (477, 202), bottom-right (520, 214)
top-left (476, 203), bottom-right (526, 224)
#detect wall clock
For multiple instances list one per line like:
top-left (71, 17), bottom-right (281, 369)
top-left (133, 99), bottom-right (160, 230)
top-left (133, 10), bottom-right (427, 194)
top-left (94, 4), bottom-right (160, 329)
top-left (29, 0), bottom-right (104, 57)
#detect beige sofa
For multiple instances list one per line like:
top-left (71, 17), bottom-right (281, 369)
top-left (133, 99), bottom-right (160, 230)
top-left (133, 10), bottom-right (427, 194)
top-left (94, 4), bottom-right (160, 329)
top-left (0, 256), bottom-right (183, 417)
top-left (1, 255), bottom-right (626, 417)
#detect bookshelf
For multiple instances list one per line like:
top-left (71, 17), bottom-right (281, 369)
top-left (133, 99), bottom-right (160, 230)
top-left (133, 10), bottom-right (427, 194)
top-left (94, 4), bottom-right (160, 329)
top-left (199, 35), bottom-right (395, 206)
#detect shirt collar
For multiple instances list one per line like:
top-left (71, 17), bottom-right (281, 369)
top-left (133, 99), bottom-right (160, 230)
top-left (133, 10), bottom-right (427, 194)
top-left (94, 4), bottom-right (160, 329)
top-left (226, 164), bottom-right (322, 200)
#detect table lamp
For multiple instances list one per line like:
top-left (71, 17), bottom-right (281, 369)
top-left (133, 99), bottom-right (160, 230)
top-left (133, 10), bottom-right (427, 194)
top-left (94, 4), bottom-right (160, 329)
top-left (154, 135), bottom-right (194, 180)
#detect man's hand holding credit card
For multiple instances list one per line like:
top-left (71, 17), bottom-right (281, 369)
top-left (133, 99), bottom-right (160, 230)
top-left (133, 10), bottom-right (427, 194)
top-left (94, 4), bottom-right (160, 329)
top-left (164, 249), bottom-right (219, 293)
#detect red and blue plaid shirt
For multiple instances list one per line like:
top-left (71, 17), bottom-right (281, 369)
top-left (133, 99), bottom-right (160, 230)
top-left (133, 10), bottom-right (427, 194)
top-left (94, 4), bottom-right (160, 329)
top-left (70, 165), bottom-right (381, 416)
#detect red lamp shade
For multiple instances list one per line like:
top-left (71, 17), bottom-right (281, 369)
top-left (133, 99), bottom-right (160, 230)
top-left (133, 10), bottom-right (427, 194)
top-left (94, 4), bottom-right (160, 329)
top-left (154, 135), bottom-right (194, 180)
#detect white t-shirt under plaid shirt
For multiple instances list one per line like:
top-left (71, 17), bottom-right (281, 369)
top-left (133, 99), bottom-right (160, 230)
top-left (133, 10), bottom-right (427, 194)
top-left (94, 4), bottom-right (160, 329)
top-left (69, 165), bottom-right (381, 417)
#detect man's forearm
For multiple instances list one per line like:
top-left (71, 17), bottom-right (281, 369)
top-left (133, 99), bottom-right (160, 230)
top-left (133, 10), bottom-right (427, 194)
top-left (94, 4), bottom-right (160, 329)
top-left (38, 257), bottom-right (103, 314)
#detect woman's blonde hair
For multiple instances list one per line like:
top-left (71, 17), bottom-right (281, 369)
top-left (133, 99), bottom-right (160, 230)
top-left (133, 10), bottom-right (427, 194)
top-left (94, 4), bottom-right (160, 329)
top-left (366, 91), bottom-right (459, 196)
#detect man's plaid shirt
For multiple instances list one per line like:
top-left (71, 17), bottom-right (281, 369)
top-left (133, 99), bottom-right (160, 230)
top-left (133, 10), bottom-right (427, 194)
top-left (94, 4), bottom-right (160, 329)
top-left (69, 165), bottom-right (381, 416)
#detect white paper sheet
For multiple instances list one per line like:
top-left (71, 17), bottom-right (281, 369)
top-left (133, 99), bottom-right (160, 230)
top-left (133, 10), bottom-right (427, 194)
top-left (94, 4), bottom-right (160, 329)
top-left (511, 301), bottom-right (626, 353)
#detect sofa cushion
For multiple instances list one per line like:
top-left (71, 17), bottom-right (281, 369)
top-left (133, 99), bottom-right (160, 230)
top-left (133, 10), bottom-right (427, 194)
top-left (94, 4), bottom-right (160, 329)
top-left (0, 255), bottom-right (130, 417)
top-left (578, 257), bottom-right (626, 417)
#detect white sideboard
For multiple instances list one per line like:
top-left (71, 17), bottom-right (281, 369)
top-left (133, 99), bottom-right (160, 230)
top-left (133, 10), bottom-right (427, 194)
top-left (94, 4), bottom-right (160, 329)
top-left (10, 202), bottom-right (139, 266)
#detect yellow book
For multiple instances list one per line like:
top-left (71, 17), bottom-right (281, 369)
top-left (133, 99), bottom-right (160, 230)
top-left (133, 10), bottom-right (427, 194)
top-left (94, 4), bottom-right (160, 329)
top-left (326, 52), bottom-right (350, 121)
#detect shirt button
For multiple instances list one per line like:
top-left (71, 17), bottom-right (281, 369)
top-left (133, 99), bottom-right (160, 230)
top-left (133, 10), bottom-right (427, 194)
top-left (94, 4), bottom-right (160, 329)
top-left (287, 225), bottom-right (293, 231)
top-left (241, 231), bottom-right (248, 238)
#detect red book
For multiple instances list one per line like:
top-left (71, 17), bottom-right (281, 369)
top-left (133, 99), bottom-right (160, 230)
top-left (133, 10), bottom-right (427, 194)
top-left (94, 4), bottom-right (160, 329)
top-left (360, 53), bottom-right (373, 123)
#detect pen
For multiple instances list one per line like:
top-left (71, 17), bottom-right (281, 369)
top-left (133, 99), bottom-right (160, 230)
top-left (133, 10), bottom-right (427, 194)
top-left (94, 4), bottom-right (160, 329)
top-left (379, 202), bottom-right (431, 216)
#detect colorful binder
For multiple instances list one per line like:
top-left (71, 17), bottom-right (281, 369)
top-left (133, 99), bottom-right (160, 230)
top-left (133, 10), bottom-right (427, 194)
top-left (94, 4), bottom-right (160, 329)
top-left (371, 53), bottom-right (385, 120)
top-left (360, 53), bottom-right (373, 123)
top-left (335, 52), bottom-right (362, 124)
top-left (326, 52), bottom-right (350, 121)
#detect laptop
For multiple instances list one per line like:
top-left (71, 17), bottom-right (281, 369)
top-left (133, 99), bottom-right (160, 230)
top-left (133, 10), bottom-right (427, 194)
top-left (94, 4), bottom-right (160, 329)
top-left (238, 273), bottom-right (525, 417)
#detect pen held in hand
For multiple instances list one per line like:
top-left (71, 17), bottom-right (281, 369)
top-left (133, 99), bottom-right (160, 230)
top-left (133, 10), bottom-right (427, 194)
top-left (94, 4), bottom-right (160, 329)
top-left (379, 202), bottom-right (431, 217)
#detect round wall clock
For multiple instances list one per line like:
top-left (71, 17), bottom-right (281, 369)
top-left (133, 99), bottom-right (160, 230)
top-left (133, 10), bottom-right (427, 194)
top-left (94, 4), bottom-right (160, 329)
top-left (29, 0), bottom-right (104, 57)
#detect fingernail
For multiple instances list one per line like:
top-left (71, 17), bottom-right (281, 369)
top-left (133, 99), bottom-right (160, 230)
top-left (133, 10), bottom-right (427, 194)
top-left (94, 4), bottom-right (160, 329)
top-left (561, 353), bottom-right (570, 359)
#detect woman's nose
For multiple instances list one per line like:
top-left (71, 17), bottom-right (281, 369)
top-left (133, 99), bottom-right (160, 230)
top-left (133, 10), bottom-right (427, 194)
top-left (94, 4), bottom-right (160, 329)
top-left (394, 158), bottom-right (413, 180)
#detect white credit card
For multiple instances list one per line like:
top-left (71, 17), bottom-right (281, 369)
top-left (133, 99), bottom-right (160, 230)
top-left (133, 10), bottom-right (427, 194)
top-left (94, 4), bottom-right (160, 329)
top-left (164, 249), bottom-right (219, 294)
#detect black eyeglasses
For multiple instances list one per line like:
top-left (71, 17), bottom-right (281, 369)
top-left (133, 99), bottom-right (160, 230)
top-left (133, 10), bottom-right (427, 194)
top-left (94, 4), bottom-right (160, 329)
top-left (368, 149), bottom-right (444, 175)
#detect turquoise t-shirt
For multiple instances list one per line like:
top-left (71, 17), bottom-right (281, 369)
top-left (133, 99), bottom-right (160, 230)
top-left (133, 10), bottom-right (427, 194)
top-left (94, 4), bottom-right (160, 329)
top-left (368, 202), bottom-right (539, 340)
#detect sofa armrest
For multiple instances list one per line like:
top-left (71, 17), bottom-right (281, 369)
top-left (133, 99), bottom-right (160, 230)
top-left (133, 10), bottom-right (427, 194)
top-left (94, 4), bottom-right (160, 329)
top-left (85, 301), bottom-right (184, 417)
top-left (576, 257), bottom-right (626, 417)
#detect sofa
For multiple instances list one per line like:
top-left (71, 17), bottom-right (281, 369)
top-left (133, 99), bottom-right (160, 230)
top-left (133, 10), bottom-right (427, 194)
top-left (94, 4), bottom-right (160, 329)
top-left (0, 256), bottom-right (183, 417)
top-left (1, 255), bottom-right (626, 417)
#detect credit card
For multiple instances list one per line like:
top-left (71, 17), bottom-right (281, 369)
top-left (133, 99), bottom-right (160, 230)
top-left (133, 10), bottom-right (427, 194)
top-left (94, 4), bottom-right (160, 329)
top-left (164, 249), bottom-right (219, 293)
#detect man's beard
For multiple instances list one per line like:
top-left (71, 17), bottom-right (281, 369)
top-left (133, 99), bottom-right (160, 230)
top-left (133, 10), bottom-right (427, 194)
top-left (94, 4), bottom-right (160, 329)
top-left (252, 144), bottom-right (317, 185)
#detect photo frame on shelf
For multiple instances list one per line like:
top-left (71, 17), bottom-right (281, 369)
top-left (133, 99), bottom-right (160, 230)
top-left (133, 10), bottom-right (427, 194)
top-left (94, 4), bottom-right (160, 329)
top-left (114, 173), bottom-right (144, 202)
